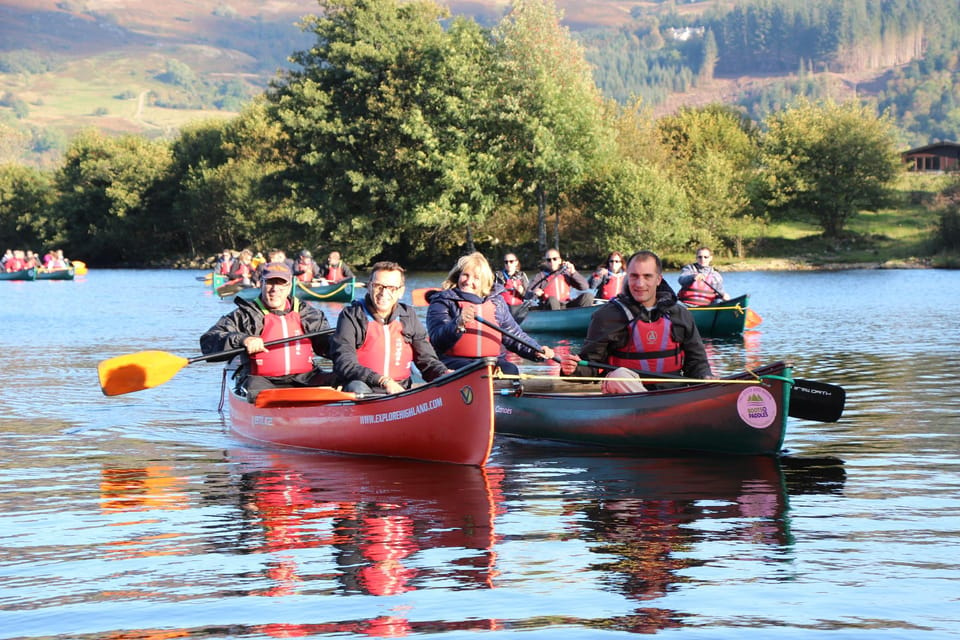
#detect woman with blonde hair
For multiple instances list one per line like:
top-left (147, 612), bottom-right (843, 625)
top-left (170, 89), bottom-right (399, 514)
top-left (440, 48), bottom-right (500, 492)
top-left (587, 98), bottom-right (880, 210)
top-left (426, 252), bottom-right (554, 375)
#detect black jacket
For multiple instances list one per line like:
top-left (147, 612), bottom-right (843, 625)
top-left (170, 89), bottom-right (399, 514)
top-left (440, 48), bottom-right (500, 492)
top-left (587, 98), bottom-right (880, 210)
top-left (330, 296), bottom-right (448, 388)
top-left (199, 295), bottom-right (331, 365)
top-left (571, 283), bottom-right (712, 380)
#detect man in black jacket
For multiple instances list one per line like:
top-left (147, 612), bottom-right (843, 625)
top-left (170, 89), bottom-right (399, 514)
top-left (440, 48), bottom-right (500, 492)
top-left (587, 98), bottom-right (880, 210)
top-left (560, 250), bottom-right (712, 393)
top-left (330, 261), bottom-right (450, 395)
top-left (200, 262), bottom-right (333, 401)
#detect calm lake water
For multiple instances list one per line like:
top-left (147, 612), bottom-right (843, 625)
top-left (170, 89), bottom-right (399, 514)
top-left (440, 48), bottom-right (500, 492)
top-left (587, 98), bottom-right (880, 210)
top-left (2, 267), bottom-right (959, 639)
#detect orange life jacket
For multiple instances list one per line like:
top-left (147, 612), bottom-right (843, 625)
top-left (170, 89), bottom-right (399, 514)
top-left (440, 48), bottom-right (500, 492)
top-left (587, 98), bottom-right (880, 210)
top-left (597, 271), bottom-right (626, 300)
top-left (606, 300), bottom-right (684, 374)
top-left (678, 275), bottom-right (719, 307)
top-left (249, 298), bottom-right (315, 377)
top-left (356, 305), bottom-right (414, 381)
top-left (325, 264), bottom-right (345, 282)
top-left (541, 271), bottom-right (571, 303)
top-left (447, 299), bottom-right (501, 358)
top-left (499, 272), bottom-right (525, 306)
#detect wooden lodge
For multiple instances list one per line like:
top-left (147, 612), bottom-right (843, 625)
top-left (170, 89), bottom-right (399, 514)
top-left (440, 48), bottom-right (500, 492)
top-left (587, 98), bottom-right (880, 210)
top-left (902, 141), bottom-right (960, 172)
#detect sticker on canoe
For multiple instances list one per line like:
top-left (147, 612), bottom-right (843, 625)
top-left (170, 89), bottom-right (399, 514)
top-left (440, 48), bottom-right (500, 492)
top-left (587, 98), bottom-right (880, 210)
top-left (460, 385), bottom-right (474, 405)
top-left (359, 398), bottom-right (443, 425)
top-left (737, 386), bottom-right (777, 429)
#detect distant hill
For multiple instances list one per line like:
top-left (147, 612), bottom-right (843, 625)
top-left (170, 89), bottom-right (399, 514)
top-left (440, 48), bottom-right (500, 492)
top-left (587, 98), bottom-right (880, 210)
top-left (0, 0), bottom-right (941, 166)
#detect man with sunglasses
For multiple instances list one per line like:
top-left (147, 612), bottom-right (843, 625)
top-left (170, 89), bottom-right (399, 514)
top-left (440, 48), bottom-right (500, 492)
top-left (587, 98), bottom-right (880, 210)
top-left (330, 261), bottom-right (450, 395)
top-left (677, 246), bottom-right (731, 306)
top-left (525, 249), bottom-right (595, 310)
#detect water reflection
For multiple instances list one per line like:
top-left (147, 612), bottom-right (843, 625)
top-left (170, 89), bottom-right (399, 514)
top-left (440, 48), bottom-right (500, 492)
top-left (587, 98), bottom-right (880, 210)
top-left (499, 445), bottom-right (846, 633)
top-left (228, 449), bottom-right (503, 636)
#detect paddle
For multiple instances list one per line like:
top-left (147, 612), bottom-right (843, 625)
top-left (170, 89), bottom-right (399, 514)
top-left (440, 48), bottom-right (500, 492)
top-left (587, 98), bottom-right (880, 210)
top-left (470, 315), bottom-right (844, 423)
top-left (97, 329), bottom-right (335, 397)
top-left (411, 287), bottom-right (439, 306)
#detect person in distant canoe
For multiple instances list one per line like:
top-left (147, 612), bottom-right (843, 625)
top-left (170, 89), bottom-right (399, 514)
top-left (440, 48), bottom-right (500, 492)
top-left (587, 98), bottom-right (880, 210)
top-left (4, 249), bottom-right (27, 272)
top-left (215, 249), bottom-right (234, 276)
top-left (330, 261), bottom-right (450, 396)
top-left (525, 248), bottom-right (595, 310)
top-left (293, 250), bottom-right (323, 284)
top-left (200, 262), bottom-right (334, 403)
top-left (427, 252), bottom-right (554, 376)
top-left (494, 252), bottom-right (529, 309)
top-left (225, 248), bottom-right (255, 286)
top-left (322, 250), bottom-right (355, 284)
top-left (589, 251), bottom-right (627, 301)
top-left (677, 246), bottom-right (730, 306)
top-left (560, 250), bottom-right (712, 394)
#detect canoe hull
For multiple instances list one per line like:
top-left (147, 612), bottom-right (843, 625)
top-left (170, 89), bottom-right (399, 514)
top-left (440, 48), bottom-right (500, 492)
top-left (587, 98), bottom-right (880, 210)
top-left (228, 360), bottom-right (495, 466)
top-left (227, 277), bottom-right (358, 303)
top-left (495, 361), bottom-right (791, 455)
top-left (519, 302), bottom-right (602, 333)
top-left (687, 293), bottom-right (750, 337)
top-left (36, 267), bottom-right (75, 281)
top-left (0, 268), bottom-right (36, 281)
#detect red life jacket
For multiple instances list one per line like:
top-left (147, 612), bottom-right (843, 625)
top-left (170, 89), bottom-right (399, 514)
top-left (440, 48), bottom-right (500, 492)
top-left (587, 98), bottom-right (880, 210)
top-left (447, 299), bottom-right (501, 358)
top-left (541, 271), bottom-right (571, 303)
top-left (217, 259), bottom-right (233, 276)
top-left (606, 300), bottom-right (684, 374)
top-left (325, 264), bottom-right (345, 282)
top-left (678, 274), bottom-right (719, 307)
top-left (5, 257), bottom-right (26, 272)
top-left (296, 260), bottom-right (315, 283)
top-left (225, 262), bottom-right (252, 285)
top-left (356, 305), bottom-right (414, 382)
top-left (597, 271), bottom-right (626, 300)
top-left (249, 298), bottom-right (315, 377)
top-left (499, 272), bottom-right (525, 306)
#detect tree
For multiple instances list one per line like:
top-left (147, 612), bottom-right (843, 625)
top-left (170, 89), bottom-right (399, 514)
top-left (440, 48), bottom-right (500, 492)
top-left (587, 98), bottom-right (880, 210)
top-left (758, 98), bottom-right (902, 238)
top-left (492, 0), bottom-right (614, 253)
top-left (54, 129), bottom-right (173, 264)
top-left (657, 104), bottom-right (761, 254)
top-left (267, 0), bottom-right (506, 263)
top-left (0, 163), bottom-right (58, 250)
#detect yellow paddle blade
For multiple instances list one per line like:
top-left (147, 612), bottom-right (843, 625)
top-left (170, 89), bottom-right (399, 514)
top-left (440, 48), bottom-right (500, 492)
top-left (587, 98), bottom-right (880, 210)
top-left (98, 350), bottom-right (190, 396)
top-left (745, 308), bottom-right (763, 329)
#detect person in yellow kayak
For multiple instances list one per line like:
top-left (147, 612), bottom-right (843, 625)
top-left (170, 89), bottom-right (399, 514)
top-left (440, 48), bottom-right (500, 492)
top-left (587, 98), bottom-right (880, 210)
top-left (200, 262), bottom-right (334, 402)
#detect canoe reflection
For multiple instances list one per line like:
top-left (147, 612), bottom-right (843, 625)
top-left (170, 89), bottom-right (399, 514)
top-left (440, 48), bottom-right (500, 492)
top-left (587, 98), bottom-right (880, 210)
top-left (228, 448), bottom-right (503, 636)
top-left (498, 445), bottom-right (846, 633)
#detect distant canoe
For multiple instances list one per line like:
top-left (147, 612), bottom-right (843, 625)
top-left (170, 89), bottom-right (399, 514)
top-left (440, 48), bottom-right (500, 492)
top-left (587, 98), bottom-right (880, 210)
top-left (223, 277), bottom-right (358, 304)
top-left (687, 293), bottom-right (751, 337)
top-left (0, 268), bottom-right (36, 281)
top-left (494, 360), bottom-right (792, 456)
top-left (518, 302), bottom-right (603, 333)
top-left (227, 359), bottom-right (496, 466)
top-left (36, 267), bottom-right (75, 281)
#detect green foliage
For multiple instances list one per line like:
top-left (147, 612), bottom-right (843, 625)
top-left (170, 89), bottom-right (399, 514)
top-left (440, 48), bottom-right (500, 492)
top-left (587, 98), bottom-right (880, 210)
top-left (657, 104), bottom-right (761, 252)
top-left (0, 163), bottom-right (59, 250)
top-left (758, 98), bottom-right (903, 238)
top-left (53, 129), bottom-right (174, 264)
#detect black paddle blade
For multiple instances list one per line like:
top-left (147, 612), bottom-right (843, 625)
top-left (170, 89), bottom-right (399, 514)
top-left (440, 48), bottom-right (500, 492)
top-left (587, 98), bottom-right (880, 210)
top-left (789, 378), bottom-right (846, 422)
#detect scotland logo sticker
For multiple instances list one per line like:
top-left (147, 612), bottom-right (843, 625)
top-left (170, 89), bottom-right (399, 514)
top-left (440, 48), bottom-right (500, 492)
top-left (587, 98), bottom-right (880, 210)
top-left (737, 386), bottom-right (777, 429)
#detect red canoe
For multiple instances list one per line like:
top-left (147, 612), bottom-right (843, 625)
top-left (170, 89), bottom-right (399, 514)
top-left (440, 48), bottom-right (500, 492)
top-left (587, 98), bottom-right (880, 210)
top-left (226, 359), bottom-right (496, 466)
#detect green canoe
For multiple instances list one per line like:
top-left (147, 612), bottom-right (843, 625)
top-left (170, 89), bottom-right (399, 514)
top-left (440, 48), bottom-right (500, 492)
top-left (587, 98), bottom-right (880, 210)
top-left (495, 361), bottom-right (792, 455)
top-left (686, 293), bottom-right (753, 337)
top-left (35, 267), bottom-right (75, 281)
top-left (517, 302), bottom-right (604, 333)
top-left (221, 277), bottom-right (359, 304)
top-left (0, 267), bottom-right (36, 281)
